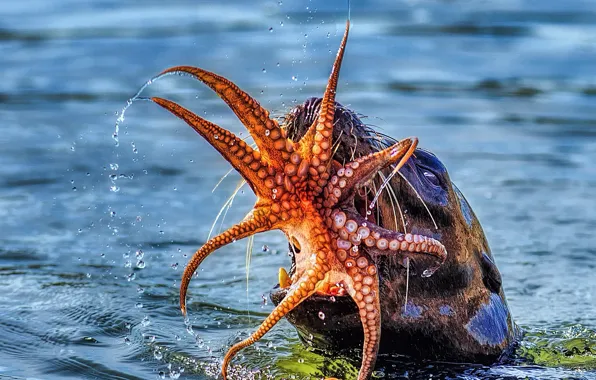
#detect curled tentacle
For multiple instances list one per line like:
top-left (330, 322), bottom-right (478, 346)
top-left (324, 137), bottom-right (418, 208)
top-left (300, 20), bottom-right (350, 193)
top-left (152, 97), bottom-right (272, 195)
top-left (180, 208), bottom-right (272, 316)
top-left (157, 65), bottom-right (288, 165)
top-left (222, 265), bottom-right (328, 379)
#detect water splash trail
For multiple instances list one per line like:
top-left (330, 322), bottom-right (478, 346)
top-left (114, 71), bottom-right (190, 146)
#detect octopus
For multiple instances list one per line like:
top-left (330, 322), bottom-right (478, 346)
top-left (147, 21), bottom-right (451, 379)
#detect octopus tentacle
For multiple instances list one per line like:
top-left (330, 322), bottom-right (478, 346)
top-left (180, 208), bottom-right (272, 316)
top-left (158, 65), bottom-right (288, 165)
top-left (152, 97), bottom-right (271, 194)
top-left (343, 258), bottom-right (381, 380)
top-left (222, 265), bottom-right (328, 379)
top-left (300, 20), bottom-right (350, 193)
top-left (324, 137), bottom-right (418, 208)
top-left (339, 209), bottom-right (447, 265)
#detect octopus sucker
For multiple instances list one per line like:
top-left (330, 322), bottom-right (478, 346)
top-left (147, 20), bottom-right (449, 380)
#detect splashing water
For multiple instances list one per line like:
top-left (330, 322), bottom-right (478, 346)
top-left (114, 70), bottom-right (193, 146)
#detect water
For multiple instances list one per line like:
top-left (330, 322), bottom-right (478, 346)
top-left (1, 0), bottom-right (595, 379)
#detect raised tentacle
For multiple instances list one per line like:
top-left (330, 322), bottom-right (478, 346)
top-left (222, 266), bottom-right (328, 379)
top-left (299, 20), bottom-right (350, 192)
top-left (158, 65), bottom-right (288, 165)
top-left (152, 97), bottom-right (272, 194)
top-left (180, 208), bottom-right (272, 316)
top-left (323, 137), bottom-right (418, 208)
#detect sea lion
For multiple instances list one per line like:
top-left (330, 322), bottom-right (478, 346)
top-left (144, 20), bottom-right (518, 380)
top-left (271, 96), bottom-right (519, 365)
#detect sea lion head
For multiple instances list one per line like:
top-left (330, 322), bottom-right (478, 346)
top-left (271, 96), bottom-right (517, 364)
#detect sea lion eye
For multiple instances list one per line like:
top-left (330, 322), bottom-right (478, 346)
top-left (420, 166), bottom-right (441, 188)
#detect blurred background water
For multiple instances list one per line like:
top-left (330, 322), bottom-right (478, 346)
top-left (1, 0), bottom-right (595, 379)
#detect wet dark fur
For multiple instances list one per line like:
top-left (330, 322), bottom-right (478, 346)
top-left (271, 98), bottom-right (520, 366)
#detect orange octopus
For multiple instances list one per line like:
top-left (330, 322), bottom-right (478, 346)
top-left (150, 21), bottom-right (447, 380)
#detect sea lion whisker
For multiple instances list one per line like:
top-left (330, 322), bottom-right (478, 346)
top-left (404, 257), bottom-right (410, 314)
top-left (212, 168), bottom-right (235, 193)
top-left (350, 123), bottom-right (358, 161)
top-left (208, 179), bottom-right (246, 240)
top-left (245, 234), bottom-right (255, 315)
top-left (330, 129), bottom-right (345, 163)
top-left (217, 187), bottom-right (237, 233)
top-left (181, 208), bottom-right (273, 316)
top-left (397, 171), bottom-right (439, 230)
top-left (370, 180), bottom-right (382, 226)
top-left (377, 171), bottom-right (406, 234)
top-left (368, 138), bottom-right (418, 211)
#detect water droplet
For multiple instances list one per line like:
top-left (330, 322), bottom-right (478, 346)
top-left (214, 134), bottom-right (219, 140)
top-left (318, 311), bottom-right (325, 320)
top-left (110, 211), bottom-right (116, 217)
top-left (135, 302), bottom-right (143, 308)
top-left (136, 260), bottom-right (146, 269)
top-left (153, 349), bottom-right (163, 360)
top-left (124, 336), bottom-right (131, 345)
top-left (422, 267), bottom-right (438, 278)
top-left (291, 76), bottom-right (297, 81)
top-left (136, 250), bottom-right (144, 259)
top-left (269, 27), bottom-right (273, 32)
top-left (141, 316), bottom-right (151, 327)
top-left (262, 245), bottom-right (269, 252)
top-left (137, 286), bottom-right (145, 293)
top-left (110, 163), bottom-right (119, 170)
top-left (262, 68), bottom-right (266, 73)
top-left (110, 185), bottom-right (120, 193)
top-left (171, 262), bottom-right (179, 270)
top-left (265, 129), bottom-right (270, 136)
